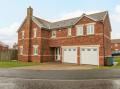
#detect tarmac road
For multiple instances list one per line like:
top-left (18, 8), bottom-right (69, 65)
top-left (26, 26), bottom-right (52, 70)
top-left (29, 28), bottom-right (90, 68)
top-left (0, 69), bottom-right (120, 80)
top-left (0, 77), bottom-right (120, 89)
top-left (0, 69), bottom-right (120, 89)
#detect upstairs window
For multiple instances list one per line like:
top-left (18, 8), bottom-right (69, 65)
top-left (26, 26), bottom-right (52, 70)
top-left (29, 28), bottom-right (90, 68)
top-left (68, 28), bottom-right (72, 36)
top-left (22, 31), bottom-right (25, 39)
top-left (76, 25), bottom-right (83, 36)
top-left (33, 28), bottom-right (37, 38)
top-left (20, 46), bottom-right (23, 55)
top-left (33, 45), bottom-right (38, 55)
top-left (51, 31), bottom-right (56, 38)
top-left (87, 24), bottom-right (94, 35)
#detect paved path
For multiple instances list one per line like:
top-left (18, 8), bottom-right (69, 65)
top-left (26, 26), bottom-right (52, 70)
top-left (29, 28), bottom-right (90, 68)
top-left (13, 63), bottom-right (96, 70)
top-left (0, 69), bottom-right (120, 80)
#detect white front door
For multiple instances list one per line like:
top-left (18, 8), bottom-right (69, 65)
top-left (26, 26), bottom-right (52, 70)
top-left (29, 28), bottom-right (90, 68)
top-left (80, 46), bottom-right (99, 65)
top-left (63, 47), bottom-right (77, 63)
top-left (56, 48), bottom-right (60, 61)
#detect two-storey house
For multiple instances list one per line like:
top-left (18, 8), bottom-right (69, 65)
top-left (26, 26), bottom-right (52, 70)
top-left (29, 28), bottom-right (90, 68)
top-left (18, 7), bottom-right (111, 65)
top-left (0, 41), bottom-right (8, 51)
top-left (111, 39), bottom-right (120, 55)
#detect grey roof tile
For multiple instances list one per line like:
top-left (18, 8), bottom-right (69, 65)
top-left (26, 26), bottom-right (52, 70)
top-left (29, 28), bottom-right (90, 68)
top-left (111, 39), bottom-right (120, 43)
top-left (33, 11), bottom-right (107, 29)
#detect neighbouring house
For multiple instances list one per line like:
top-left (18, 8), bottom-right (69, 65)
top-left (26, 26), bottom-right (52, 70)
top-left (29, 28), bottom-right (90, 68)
top-left (111, 39), bottom-right (120, 56)
top-left (0, 41), bottom-right (9, 51)
top-left (18, 6), bottom-right (112, 66)
top-left (13, 43), bottom-right (18, 50)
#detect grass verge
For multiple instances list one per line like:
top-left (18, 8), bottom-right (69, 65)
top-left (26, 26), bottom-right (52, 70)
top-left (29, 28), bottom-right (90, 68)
top-left (0, 60), bottom-right (40, 68)
top-left (98, 57), bottom-right (120, 69)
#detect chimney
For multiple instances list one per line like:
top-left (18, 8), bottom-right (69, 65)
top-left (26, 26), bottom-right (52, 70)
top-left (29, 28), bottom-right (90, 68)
top-left (27, 6), bottom-right (33, 17)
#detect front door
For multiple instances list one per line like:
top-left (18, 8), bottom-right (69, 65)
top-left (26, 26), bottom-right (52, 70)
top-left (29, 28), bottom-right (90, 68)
top-left (56, 48), bottom-right (60, 61)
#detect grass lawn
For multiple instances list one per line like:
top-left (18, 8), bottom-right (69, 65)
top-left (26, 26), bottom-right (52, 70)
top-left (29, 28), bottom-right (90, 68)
top-left (99, 57), bottom-right (120, 69)
top-left (0, 61), bottom-right (40, 68)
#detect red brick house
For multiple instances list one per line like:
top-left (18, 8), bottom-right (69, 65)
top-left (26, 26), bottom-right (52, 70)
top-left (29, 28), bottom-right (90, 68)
top-left (111, 39), bottom-right (120, 55)
top-left (18, 7), bottom-right (112, 66)
top-left (0, 41), bottom-right (9, 51)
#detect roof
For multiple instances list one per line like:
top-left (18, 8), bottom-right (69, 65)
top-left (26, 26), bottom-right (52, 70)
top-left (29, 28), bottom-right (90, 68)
top-left (111, 39), bottom-right (120, 43)
top-left (33, 11), bottom-right (108, 29)
top-left (33, 16), bottom-right (51, 29)
top-left (0, 41), bottom-right (8, 47)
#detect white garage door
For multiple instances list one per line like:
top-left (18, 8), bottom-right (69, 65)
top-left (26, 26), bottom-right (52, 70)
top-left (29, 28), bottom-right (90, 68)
top-left (63, 48), bottom-right (77, 63)
top-left (80, 47), bottom-right (99, 65)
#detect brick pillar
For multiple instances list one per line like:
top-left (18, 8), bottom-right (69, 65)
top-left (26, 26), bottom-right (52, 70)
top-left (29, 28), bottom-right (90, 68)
top-left (77, 47), bottom-right (80, 65)
top-left (99, 56), bottom-right (104, 66)
top-left (60, 47), bottom-right (62, 63)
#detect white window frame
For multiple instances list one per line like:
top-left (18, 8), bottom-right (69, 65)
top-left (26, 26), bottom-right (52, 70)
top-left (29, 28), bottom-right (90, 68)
top-left (51, 31), bottom-right (56, 38)
top-left (76, 25), bottom-right (84, 36)
top-left (87, 23), bottom-right (95, 35)
top-left (33, 28), bottom-right (37, 38)
top-left (20, 46), bottom-right (23, 55)
top-left (22, 31), bottom-right (25, 39)
top-left (68, 28), bottom-right (72, 36)
top-left (33, 45), bottom-right (38, 55)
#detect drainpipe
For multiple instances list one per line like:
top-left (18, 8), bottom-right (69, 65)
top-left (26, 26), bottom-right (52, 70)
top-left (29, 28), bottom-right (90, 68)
top-left (101, 21), bottom-right (106, 65)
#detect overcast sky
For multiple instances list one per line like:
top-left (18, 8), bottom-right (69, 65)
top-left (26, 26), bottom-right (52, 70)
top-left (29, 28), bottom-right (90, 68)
top-left (0, 0), bottom-right (120, 47)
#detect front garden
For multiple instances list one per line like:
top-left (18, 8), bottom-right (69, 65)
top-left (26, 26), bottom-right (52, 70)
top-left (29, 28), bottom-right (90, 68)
top-left (0, 57), bottom-right (120, 69)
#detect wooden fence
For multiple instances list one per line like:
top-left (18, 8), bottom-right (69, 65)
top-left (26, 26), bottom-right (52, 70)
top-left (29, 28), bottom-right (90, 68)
top-left (0, 49), bottom-right (18, 61)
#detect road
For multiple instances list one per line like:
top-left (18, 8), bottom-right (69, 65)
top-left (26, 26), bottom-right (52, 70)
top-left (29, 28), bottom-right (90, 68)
top-left (0, 69), bottom-right (120, 89)
top-left (0, 69), bottom-right (120, 80)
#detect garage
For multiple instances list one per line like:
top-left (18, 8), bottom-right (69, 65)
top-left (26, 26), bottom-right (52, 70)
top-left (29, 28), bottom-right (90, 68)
top-left (80, 46), bottom-right (99, 65)
top-left (63, 47), bottom-right (77, 63)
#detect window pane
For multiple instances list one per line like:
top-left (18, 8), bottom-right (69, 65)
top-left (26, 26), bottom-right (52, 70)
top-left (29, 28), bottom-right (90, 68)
top-left (34, 29), bottom-right (37, 38)
top-left (93, 49), bottom-right (97, 51)
top-left (52, 31), bottom-right (56, 38)
top-left (87, 24), bottom-right (94, 35)
top-left (68, 28), bottom-right (71, 36)
top-left (87, 49), bottom-right (91, 51)
top-left (22, 31), bottom-right (24, 39)
top-left (81, 49), bottom-right (85, 51)
top-left (73, 49), bottom-right (76, 51)
top-left (77, 26), bottom-right (83, 36)
top-left (33, 46), bottom-right (38, 55)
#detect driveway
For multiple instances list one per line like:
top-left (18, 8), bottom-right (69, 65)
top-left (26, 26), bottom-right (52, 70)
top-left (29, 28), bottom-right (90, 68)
top-left (13, 63), bottom-right (96, 70)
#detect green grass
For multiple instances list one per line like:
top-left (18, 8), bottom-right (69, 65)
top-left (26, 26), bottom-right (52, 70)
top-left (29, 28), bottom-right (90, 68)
top-left (0, 61), bottom-right (40, 68)
top-left (98, 57), bottom-right (120, 69)
top-left (114, 57), bottom-right (120, 65)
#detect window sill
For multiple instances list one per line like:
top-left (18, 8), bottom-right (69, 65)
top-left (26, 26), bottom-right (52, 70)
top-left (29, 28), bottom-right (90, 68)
top-left (51, 37), bottom-right (56, 39)
top-left (76, 35), bottom-right (85, 37)
top-left (33, 37), bottom-right (37, 38)
top-left (67, 35), bottom-right (72, 37)
top-left (33, 54), bottom-right (38, 56)
top-left (86, 34), bottom-right (94, 36)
